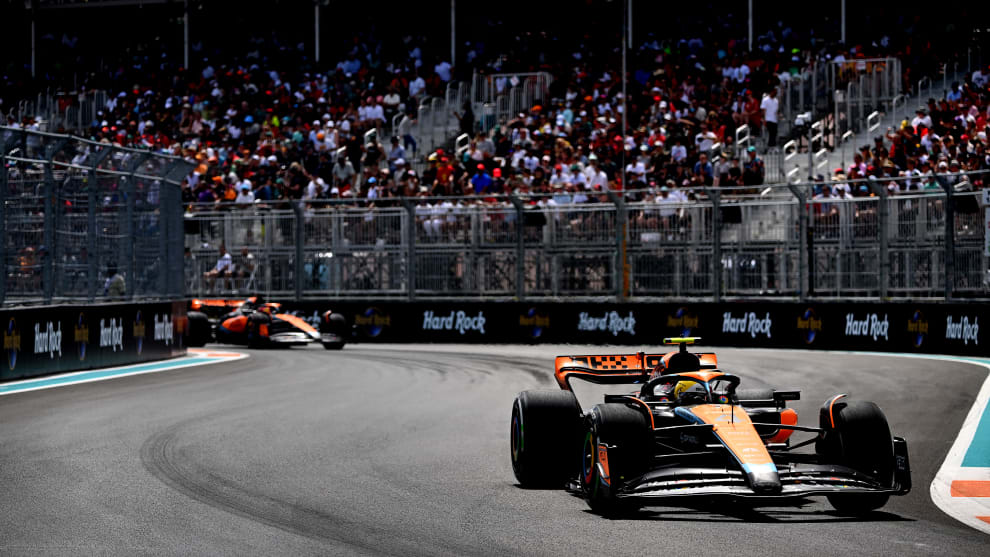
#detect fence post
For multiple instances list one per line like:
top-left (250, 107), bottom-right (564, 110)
top-left (508, 195), bottom-right (526, 300)
top-left (866, 177), bottom-right (889, 300)
top-left (400, 198), bottom-right (417, 301)
top-left (787, 184), bottom-right (808, 301)
top-left (606, 190), bottom-right (627, 302)
top-left (122, 153), bottom-right (148, 299)
top-left (83, 146), bottom-right (110, 300)
top-left (936, 174), bottom-right (955, 300)
top-left (42, 141), bottom-right (62, 304)
top-left (291, 201), bottom-right (304, 302)
top-left (708, 188), bottom-right (722, 303)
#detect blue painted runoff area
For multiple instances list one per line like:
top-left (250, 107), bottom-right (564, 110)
top-left (0, 357), bottom-right (213, 395)
top-left (911, 355), bottom-right (990, 468)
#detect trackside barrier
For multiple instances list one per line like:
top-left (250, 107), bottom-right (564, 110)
top-left (278, 300), bottom-right (990, 358)
top-left (182, 171), bottom-right (990, 303)
top-left (0, 300), bottom-right (187, 381)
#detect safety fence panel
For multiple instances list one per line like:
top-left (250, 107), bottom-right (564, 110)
top-left (810, 197), bottom-right (882, 296)
top-left (888, 193), bottom-right (947, 296)
top-left (722, 199), bottom-right (801, 296)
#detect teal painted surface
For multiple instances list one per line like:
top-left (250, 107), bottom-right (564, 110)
top-left (962, 399), bottom-right (990, 467)
top-left (0, 357), bottom-right (212, 394)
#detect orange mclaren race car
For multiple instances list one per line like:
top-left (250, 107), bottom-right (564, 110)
top-left (187, 297), bottom-right (347, 349)
top-left (509, 338), bottom-right (911, 516)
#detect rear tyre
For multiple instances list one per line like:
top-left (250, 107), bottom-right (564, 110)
top-left (247, 313), bottom-right (270, 349)
top-left (186, 311), bottom-right (211, 347)
top-left (818, 399), bottom-right (894, 514)
top-left (510, 390), bottom-right (582, 488)
top-left (581, 403), bottom-right (652, 516)
top-left (321, 312), bottom-right (347, 350)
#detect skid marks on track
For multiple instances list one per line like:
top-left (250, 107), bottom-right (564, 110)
top-left (140, 419), bottom-right (393, 555)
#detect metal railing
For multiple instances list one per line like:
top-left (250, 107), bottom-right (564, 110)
top-left (1, 127), bottom-right (193, 306)
top-left (472, 71), bottom-right (553, 132)
top-left (182, 172), bottom-right (990, 302)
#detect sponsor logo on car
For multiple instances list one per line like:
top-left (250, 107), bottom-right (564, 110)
top-left (577, 311), bottom-right (636, 336)
top-left (34, 321), bottom-right (63, 359)
top-left (75, 312), bottom-right (89, 360)
top-left (4, 318), bottom-right (21, 370)
top-left (154, 313), bottom-right (173, 346)
top-left (945, 315), bottom-right (979, 345)
top-left (134, 311), bottom-right (146, 355)
top-left (422, 310), bottom-right (487, 335)
top-left (99, 318), bottom-right (124, 352)
top-left (519, 308), bottom-right (550, 339)
top-left (907, 310), bottom-right (929, 348)
top-left (796, 308), bottom-right (822, 344)
top-left (844, 313), bottom-right (889, 341)
top-left (722, 311), bottom-right (772, 339)
top-left (666, 307), bottom-right (699, 336)
top-left (355, 307), bottom-right (391, 337)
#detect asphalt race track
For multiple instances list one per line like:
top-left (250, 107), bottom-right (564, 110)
top-left (1, 344), bottom-right (987, 556)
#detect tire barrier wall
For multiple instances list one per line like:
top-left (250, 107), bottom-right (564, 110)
top-left (0, 301), bottom-right (187, 381)
top-left (282, 301), bottom-right (987, 357)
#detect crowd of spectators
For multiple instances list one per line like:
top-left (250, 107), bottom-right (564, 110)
top-left (3, 9), bottom-right (984, 217)
top-left (811, 79), bottom-right (990, 203)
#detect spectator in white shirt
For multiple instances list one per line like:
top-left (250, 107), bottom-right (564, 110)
top-left (671, 139), bottom-right (687, 163)
top-left (409, 73), bottom-right (426, 97)
top-left (235, 184), bottom-right (255, 204)
top-left (760, 88), bottom-right (779, 147)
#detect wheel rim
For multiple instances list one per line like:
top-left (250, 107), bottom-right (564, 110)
top-left (582, 431), bottom-right (595, 488)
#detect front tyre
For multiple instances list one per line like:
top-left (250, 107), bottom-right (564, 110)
top-left (510, 390), bottom-right (582, 488)
top-left (581, 403), bottom-right (651, 516)
top-left (818, 399), bottom-right (894, 514)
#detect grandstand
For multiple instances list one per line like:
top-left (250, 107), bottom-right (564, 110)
top-left (2, 0), bottom-right (988, 303)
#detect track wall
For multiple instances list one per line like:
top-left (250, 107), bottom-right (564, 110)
top-left (285, 301), bottom-right (987, 357)
top-left (1, 301), bottom-right (187, 381)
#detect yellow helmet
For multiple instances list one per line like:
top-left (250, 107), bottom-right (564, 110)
top-left (674, 380), bottom-right (707, 402)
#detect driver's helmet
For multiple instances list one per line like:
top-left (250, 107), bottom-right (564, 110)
top-left (257, 303), bottom-right (276, 316)
top-left (674, 381), bottom-right (708, 403)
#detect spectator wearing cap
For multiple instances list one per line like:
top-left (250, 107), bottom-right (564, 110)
top-left (235, 183), bottom-right (255, 204)
top-left (471, 164), bottom-right (493, 194)
top-left (742, 146), bottom-right (765, 187)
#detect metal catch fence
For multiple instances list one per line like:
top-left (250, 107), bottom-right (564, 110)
top-left (182, 173), bottom-right (990, 302)
top-left (1, 127), bottom-right (193, 306)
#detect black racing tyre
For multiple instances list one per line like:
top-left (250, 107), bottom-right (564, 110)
top-left (581, 403), bottom-right (652, 516)
top-left (186, 311), bottom-right (211, 347)
top-left (510, 390), bottom-right (582, 488)
top-left (817, 399), bottom-right (894, 514)
top-left (321, 312), bottom-right (347, 350)
top-left (247, 313), bottom-right (270, 348)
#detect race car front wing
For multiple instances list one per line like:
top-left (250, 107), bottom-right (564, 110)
top-left (615, 437), bottom-right (911, 501)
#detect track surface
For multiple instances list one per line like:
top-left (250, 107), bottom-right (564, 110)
top-left (1, 344), bottom-right (987, 556)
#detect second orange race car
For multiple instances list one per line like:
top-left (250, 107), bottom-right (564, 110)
top-left (187, 297), bottom-right (347, 349)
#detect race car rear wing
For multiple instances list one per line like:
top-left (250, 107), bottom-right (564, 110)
top-left (554, 351), bottom-right (718, 391)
